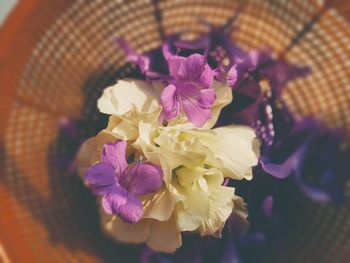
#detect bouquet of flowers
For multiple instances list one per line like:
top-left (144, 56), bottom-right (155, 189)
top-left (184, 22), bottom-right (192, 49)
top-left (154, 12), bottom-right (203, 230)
top-left (73, 12), bottom-right (349, 262)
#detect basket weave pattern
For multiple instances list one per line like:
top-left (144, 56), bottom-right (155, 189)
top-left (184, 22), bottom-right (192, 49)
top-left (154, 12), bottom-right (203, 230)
top-left (0, 1), bottom-right (349, 262)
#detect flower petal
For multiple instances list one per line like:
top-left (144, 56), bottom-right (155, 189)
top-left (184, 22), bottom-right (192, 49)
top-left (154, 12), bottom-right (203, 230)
top-left (199, 186), bottom-right (235, 237)
top-left (203, 81), bottom-right (233, 129)
top-left (100, 208), bottom-right (152, 244)
top-left (76, 137), bottom-right (97, 178)
top-left (160, 84), bottom-right (179, 121)
top-left (176, 185), bottom-right (210, 231)
top-left (181, 89), bottom-right (212, 127)
top-left (97, 79), bottom-right (160, 116)
top-left (227, 195), bottom-right (250, 234)
top-left (260, 153), bottom-right (298, 179)
top-left (166, 55), bottom-right (185, 78)
top-left (120, 162), bottom-right (164, 195)
top-left (76, 131), bottom-right (119, 178)
top-left (117, 193), bottom-right (144, 223)
top-left (211, 125), bottom-right (259, 180)
top-left (176, 166), bottom-right (206, 187)
top-left (101, 140), bottom-right (128, 177)
top-left (198, 64), bottom-right (215, 88)
top-left (227, 64), bottom-right (239, 87)
top-left (85, 162), bottom-right (116, 195)
top-left (198, 89), bottom-right (216, 108)
top-left (227, 61), bottom-right (251, 88)
top-left (146, 214), bottom-right (182, 253)
top-left (178, 54), bottom-right (205, 82)
top-left (142, 187), bottom-right (176, 221)
top-left (117, 38), bottom-right (150, 73)
top-left (102, 185), bottom-right (128, 214)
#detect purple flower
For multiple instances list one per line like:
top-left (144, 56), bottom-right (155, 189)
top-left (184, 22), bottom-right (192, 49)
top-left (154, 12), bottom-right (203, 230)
top-left (171, 8), bottom-right (246, 69)
top-left (85, 140), bottom-right (163, 223)
top-left (117, 38), bottom-right (168, 79)
top-left (118, 37), bottom-right (217, 127)
top-left (117, 38), bottom-right (151, 74)
top-left (220, 49), bottom-right (309, 146)
top-left (227, 49), bottom-right (310, 97)
top-left (261, 118), bottom-right (349, 203)
top-left (160, 52), bottom-right (216, 127)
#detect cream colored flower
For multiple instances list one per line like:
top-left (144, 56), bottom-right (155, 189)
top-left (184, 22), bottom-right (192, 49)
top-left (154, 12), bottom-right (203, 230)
top-left (134, 120), bottom-right (258, 237)
top-left (76, 128), bottom-right (179, 253)
top-left (185, 125), bottom-right (260, 180)
top-left (97, 79), bottom-right (162, 141)
top-left (76, 79), bottom-right (259, 252)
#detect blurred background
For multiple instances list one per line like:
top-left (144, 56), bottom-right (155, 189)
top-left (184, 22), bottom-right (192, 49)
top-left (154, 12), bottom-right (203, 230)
top-left (0, 0), bottom-right (349, 262)
top-left (0, 0), bottom-right (16, 25)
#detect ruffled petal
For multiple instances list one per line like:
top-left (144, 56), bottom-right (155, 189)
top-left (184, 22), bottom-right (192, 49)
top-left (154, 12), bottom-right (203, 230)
top-left (176, 184), bottom-right (210, 231)
top-left (227, 195), bottom-right (250, 234)
top-left (211, 125), bottom-right (259, 180)
top-left (175, 166), bottom-right (206, 187)
top-left (97, 79), bottom-right (160, 116)
top-left (199, 186), bottom-right (235, 237)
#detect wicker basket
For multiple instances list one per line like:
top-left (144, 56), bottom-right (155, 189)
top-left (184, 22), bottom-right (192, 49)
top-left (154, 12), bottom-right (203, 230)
top-left (0, 0), bottom-right (349, 262)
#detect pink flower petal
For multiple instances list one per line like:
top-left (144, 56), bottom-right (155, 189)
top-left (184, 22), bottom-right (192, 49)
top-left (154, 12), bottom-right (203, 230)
top-left (198, 64), bottom-right (215, 88)
top-left (227, 64), bottom-right (239, 87)
top-left (167, 55), bottom-right (185, 78)
top-left (178, 54), bottom-right (205, 82)
top-left (182, 97), bottom-right (212, 127)
top-left (198, 89), bottom-right (216, 108)
top-left (117, 38), bottom-right (150, 73)
top-left (178, 83), bottom-right (214, 127)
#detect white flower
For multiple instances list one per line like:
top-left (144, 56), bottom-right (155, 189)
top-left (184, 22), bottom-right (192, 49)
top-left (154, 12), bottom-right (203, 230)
top-left (76, 79), bottom-right (259, 252)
